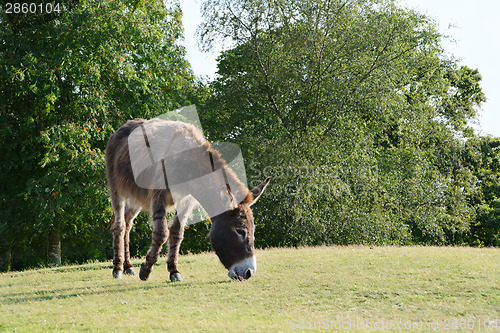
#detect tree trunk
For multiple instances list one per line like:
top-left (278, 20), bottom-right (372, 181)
top-left (0, 236), bottom-right (12, 271)
top-left (0, 250), bottom-right (11, 272)
top-left (47, 230), bottom-right (61, 266)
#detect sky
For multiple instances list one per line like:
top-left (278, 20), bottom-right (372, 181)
top-left (179, 0), bottom-right (500, 137)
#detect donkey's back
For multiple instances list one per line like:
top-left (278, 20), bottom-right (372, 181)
top-left (105, 118), bottom-right (208, 210)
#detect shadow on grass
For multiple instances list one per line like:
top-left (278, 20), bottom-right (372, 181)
top-left (1, 270), bottom-right (233, 304)
top-left (1, 280), bottom-right (233, 304)
top-left (0, 262), bottom-right (113, 278)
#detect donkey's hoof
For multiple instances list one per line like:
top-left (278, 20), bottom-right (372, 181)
top-left (113, 269), bottom-right (123, 279)
top-left (139, 263), bottom-right (151, 281)
top-left (124, 267), bottom-right (136, 276)
top-left (170, 273), bottom-right (183, 282)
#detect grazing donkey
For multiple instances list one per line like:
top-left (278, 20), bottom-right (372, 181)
top-left (105, 118), bottom-right (270, 281)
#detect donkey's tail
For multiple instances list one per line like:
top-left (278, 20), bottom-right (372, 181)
top-left (109, 213), bottom-right (115, 232)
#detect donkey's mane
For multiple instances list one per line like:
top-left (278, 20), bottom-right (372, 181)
top-left (206, 145), bottom-right (253, 205)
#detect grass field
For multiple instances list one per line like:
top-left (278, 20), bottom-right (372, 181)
top-left (0, 246), bottom-right (498, 332)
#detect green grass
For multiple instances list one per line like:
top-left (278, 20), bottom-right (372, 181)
top-left (0, 246), bottom-right (498, 332)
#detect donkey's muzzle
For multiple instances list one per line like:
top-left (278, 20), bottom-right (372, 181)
top-left (228, 256), bottom-right (256, 280)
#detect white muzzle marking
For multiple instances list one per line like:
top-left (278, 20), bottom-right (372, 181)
top-left (228, 256), bottom-right (257, 280)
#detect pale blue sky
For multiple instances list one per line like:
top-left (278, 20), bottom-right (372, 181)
top-left (179, 0), bottom-right (500, 137)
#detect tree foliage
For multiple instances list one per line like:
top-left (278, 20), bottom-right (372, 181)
top-left (198, 0), bottom-right (488, 246)
top-left (0, 0), bottom-right (192, 270)
top-left (465, 137), bottom-right (500, 246)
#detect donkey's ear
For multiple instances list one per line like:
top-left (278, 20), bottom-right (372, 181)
top-left (248, 177), bottom-right (271, 206)
top-left (219, 187), bottom-right (238, 211)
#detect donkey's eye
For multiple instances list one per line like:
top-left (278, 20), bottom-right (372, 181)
top-left (235, 228), bottom-right (247, 240)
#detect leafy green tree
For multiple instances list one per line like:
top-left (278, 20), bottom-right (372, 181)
top-left (0, 0), bottom-right (192, 270)
top-left (465, 137), bottom-right (500, 246)
top-left (198, 0), bottom-right (485, 246)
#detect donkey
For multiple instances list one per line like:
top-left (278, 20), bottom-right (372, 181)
top-left (105, 118), bottom-right (270, 281)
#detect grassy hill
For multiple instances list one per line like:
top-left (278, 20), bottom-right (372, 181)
top-left (0, 246), bottom-right (498, 332)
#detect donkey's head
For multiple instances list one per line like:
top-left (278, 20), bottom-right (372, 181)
top-left (209, 177), bottom-right (270, 280)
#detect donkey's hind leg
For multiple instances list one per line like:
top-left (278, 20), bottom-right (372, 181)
top-left (167, 197), bottom-right (197, 282)
top-left (123, 204), bottom-right (141, 276)
top-left (111, 197), bottom-right (126, 279)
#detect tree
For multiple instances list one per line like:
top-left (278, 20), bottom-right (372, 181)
top-left (465, 136), bottom-right (500, 246)
top-left (0, 0), bottom-right (192, 270)
top-left (197, 0), bottom-right (486, 246)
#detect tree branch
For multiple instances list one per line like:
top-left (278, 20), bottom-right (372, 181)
top-left (321, 25), bottom-right (400, 140)
top-left (308, 1), bottom-right (351, 125)
top-left (225, 0), bottom-right (287, 129)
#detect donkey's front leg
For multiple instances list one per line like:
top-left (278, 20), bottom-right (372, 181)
top-left (167, 215), bottom-right (185, 282)
top-left (166, 197), bottom-right (196, 282)
top-left (139, 201), bottom-right (169, 281)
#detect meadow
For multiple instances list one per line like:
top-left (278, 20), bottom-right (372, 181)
top-left (0, 246), bottom-right (498, 332)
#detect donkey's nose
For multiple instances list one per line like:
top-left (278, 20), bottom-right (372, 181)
top-left (244, 268), bottom-right (253, 279)
top-left (227, 256), bottom-right (257, 280)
